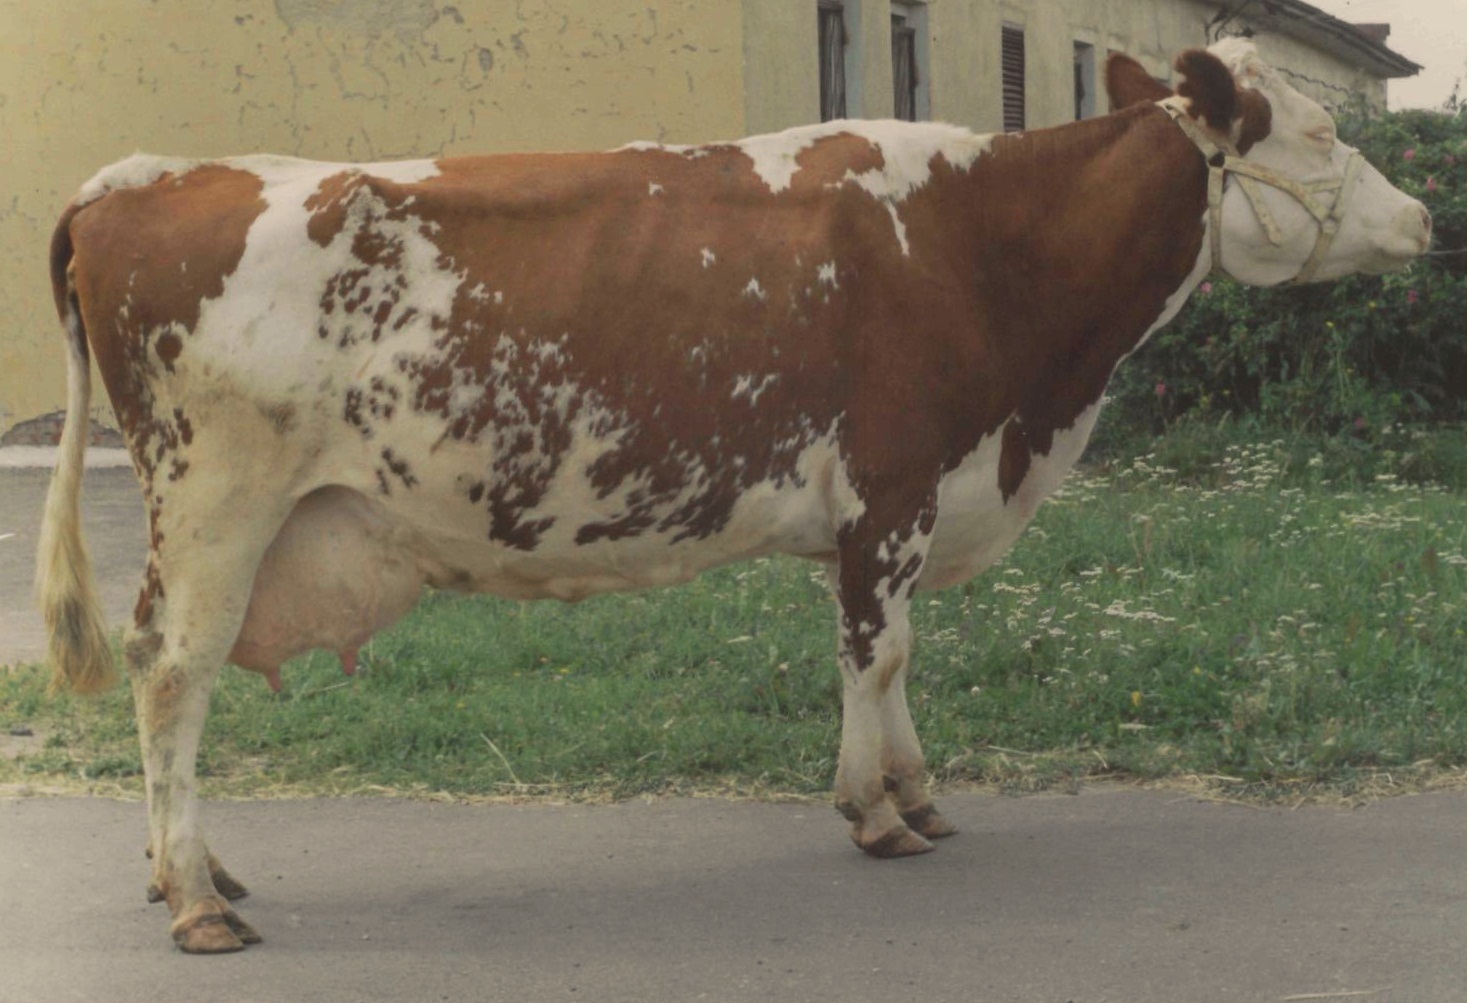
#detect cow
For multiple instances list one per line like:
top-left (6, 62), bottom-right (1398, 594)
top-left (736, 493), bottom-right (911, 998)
top-left (38, 39), bottom-right (1429, 952)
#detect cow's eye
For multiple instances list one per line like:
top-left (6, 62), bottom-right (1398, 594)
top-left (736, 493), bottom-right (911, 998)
top-left (1305, 125), bottom-right (1335, 147)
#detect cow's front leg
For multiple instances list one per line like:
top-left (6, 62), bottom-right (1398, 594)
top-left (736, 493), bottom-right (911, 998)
top-left (880, 666), bottom-right (958, 841)
top-left (145, 847), bottom-right (250, 903)
top-left (832, 495), bottom-right (939, 857)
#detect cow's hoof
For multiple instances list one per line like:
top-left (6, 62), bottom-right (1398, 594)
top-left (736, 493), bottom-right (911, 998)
top-left (856, 825), bottom-right (935, 858)
top-left (171, 900), bottom-right (261, 953)
top-left (901, 804), bottom-right (958, 840)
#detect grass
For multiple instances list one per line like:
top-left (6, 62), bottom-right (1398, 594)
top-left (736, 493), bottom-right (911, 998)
top-left (2, 438), bottom-right (1464, 804)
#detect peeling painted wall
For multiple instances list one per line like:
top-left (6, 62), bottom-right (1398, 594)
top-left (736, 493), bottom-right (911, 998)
top-left (1, 0), bottom-right (745, 438)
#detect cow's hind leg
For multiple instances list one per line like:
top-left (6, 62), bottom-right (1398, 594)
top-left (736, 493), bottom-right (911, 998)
top-left (128, 624), bottom-right (261, 952)
top-left (129, 497), bottom-right (291, 953)
top-left (832, 492), bottom-right (939, 857)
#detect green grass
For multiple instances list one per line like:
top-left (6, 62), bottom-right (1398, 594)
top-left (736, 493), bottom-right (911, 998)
top-left (2, 439), bottom-right (1464, 803)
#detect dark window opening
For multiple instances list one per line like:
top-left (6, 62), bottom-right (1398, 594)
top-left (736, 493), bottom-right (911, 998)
top-left (1001, 24), bottom-right (1025, 132)
top-left (1073, 42), bottom-right (1095, 120)
top-left (819, 1), bottom-right (848, 121)
top-left (892, 12), bottom-right (918, 121)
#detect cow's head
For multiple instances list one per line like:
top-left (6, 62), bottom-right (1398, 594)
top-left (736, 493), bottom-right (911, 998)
top-left (1108, 39), bottom-right (1431, 286)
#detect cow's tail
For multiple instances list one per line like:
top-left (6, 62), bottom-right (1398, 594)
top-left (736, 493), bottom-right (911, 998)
top-left (36, 203), bottom-right (116, 693)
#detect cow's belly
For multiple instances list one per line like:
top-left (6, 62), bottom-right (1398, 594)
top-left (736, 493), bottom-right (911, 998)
top-left (232, 397), bottom-right (1097, 670)
top-left (332, 398), bottom-right (855, 599)
top-left (233, 424), bottom-right (852, 673)
top-left (920, 401), bottom-right (1102, 591)
top-left (396, 463), bottom-right (842, 601)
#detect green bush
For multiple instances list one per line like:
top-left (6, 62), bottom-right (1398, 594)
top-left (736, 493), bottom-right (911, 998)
top-left (1094, 101), bottom-right (1465, 480)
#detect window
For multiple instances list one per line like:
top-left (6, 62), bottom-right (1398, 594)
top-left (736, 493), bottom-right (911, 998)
top-left (891, 11), bottom-right (918, 121)
top-left (1001, 24), bottom-right (1025, 132)
top-left (1073, 42), bottom-right (1096, 120)
top-left (819, 1), bottom-right (848, 121)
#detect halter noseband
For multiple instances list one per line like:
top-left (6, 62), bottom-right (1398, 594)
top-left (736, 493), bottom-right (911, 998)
top-left (1158, 96), bottom-right (1365, 285)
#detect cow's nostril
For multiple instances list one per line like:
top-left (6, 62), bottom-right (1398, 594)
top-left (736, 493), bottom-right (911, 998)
top-left (1420, 205), bottom-right (1432, 234)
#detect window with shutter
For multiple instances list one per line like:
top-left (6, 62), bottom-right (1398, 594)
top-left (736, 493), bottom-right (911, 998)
top-left (1001, 24), bottom-right (1025, 132)
top-left (819, 2), bottom-right (848, 122)
top-left (892, 12), bottom-right (917, 121)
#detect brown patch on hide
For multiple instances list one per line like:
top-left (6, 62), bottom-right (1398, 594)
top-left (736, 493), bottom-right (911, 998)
top-left (304, 171), bottom-right (371, 248)
top-left (786, 132), bottom-right (887, 189)
top-left (66, 164), bottom-right (266, 490)
top-left (997, 419), bottom-right (1031, 503)
top-left (156, 331), bottom-right (183, 372)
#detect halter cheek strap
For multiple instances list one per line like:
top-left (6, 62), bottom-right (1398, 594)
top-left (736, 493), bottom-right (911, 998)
top-left (1157, 96), bottom-right (1365, 285)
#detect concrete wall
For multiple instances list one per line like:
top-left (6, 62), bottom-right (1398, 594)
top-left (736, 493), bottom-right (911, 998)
top-left (0, 0), bottom-right (746, 439)
top-left (742, 0), bottom-right (818, 134)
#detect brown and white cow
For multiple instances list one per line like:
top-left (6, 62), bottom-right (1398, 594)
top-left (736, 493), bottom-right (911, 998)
top-left (39, 40), bottom-right (1429, 952)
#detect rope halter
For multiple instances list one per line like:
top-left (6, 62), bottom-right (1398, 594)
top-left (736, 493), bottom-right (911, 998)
top-left (1157, 96), bottom-right (1365, 285)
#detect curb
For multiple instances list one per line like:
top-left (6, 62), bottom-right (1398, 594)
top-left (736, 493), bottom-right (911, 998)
top-left (0, 447), bottom-right (133, 470)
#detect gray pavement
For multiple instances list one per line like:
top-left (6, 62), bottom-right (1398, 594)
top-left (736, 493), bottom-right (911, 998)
top-left (1, 452), bottom-right (1465, 1001)
top-left (1, 790), bottom-right (1463, 1002)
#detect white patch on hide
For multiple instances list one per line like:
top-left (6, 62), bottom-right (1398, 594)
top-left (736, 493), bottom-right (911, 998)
top-left (731, 373), bottom-right (779, 405)
top-left (734, 119), bottom-right (990, 196)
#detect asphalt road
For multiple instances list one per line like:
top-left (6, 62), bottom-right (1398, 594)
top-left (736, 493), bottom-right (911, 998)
top-left (1, 790), bottom-right (1463, 1003)
top-left (1, 452), bottom-right (1464, 1002)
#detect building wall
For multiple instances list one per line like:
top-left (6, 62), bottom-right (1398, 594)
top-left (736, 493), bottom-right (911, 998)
top-left (745, 0), bottom-right (1388, 134)
top-left (742, 0), bottom-right (818, 135)
top-left (0, 0), bottom-right (747, 440)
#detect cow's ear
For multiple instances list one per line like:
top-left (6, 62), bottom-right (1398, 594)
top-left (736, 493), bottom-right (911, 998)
top-left (1175, 47), bottom-right (1274, 152)
top-left (1174, 48), bottom-right (1238, 132)
top-left (1106, 53), bottom-right (1171, 111)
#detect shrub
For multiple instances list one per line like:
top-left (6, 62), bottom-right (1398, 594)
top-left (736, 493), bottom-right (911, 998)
top-left (1094, 101), bottom-right (1466, 477)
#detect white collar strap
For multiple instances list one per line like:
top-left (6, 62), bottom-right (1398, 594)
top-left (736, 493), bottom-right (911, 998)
top-left (1157, 96), bottom-right (1364, 285)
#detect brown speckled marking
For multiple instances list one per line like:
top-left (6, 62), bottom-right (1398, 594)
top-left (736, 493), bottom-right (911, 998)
top-left (156, 331), bottom-right (183, 372)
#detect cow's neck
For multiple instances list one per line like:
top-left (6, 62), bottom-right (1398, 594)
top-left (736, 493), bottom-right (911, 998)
top-left (945, 106), bottom-right (1209, 457)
